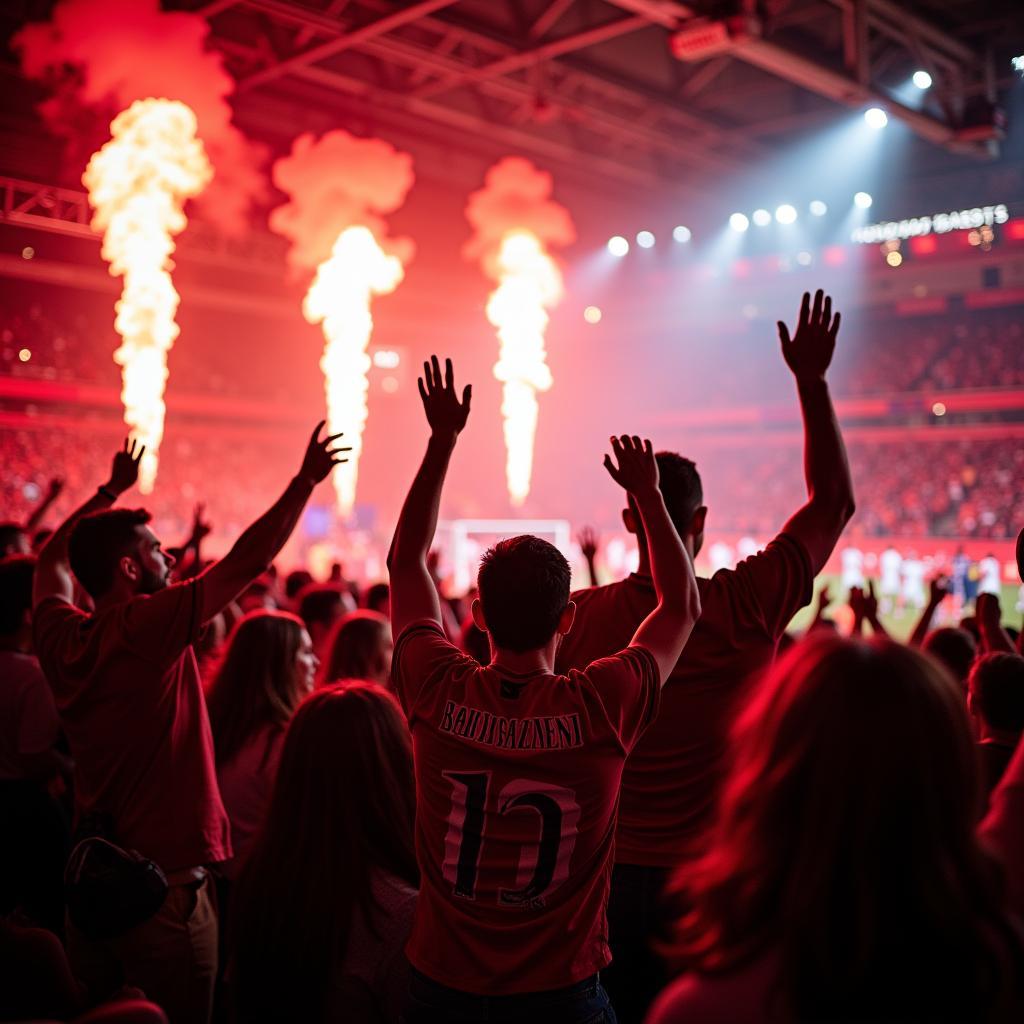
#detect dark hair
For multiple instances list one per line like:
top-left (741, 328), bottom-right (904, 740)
top-left (297, 583), bottom-right (350, 629)
top-left (284, 569), bottom-right (313, 602)
top-left (969, 653), bottom-right (1024, 733)
top-left (477, 535), bottom-right (570, 653)
top-left (364, 582), bottom-right (390, 614)
top-left (68, 508), bottom-right (151, 598)
top-left (627, 453), bottom-right (703, 538)
top-left (668, 634), bottom-right (1024, 1021)
top-left (319, 610), bottom-right (391, 687)
top-left (206, 611), bottom-right (310, 767)
top-left (230, 682), bottom-right (417, 1022)
top-left (923, 627), bottom-right (977, 685)
top-left (0, 555), bottom-right (35, 636)
top-left (0, 523), bottom-right (28, 559)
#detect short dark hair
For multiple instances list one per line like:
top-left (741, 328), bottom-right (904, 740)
top-left (629, 453), bottom-right (703, 538)
top-left (969, 653), bottom-right (1024, 733)
top-left (0, 555), bottom-right (35, 635)
top-left (0, 522), bottom-right (28, 559)
top-left (284, 569), bottom-right (314, 602)
top-left (923, 627), bottom-right (977, 684)
top-left (364, 582), bottom-right (390, 613)
top-left (297, 584), bottom-right (349, 629)
top-left (477, 535), bottom-right (570, 653)
top-left (69, 508), bottom-right (151, 598)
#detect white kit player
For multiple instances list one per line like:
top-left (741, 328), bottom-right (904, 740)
top-left (978, 553), bottom-right (1002, 597)
top-left (841, 545), bottom-right (865, 592)
top-left (901, 554), bottom-right (927, 610)
top-left (708, 541), bottom-right (734, 574)
top-left (879, 545), bottom-right (902, 614)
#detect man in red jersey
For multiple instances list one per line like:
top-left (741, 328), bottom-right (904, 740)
top-left (388, 356), bottom-right (700, 1021)
top-left (32, 426), bottom-right (348, 1024)
top-left (556, 289), bottom-right (856, 1023)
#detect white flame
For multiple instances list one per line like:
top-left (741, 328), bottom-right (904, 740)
top-left (303, 225), bottom-right (405, 514)
top-left (486, 231), bottom-right (563, 506)
top-left (83, 98), bottom-right (212, 492)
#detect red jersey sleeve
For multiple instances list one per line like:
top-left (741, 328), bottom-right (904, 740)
top-left (573, 645), bottom-right (661, 754)
top-left (118, 578), bottom-right (205, 665)
top-left (727, 533), bottom-right (814, 639)
top-left (32, 597), bottom-right (85, 681)
top-left (392, 619), bottom-right (472, 722)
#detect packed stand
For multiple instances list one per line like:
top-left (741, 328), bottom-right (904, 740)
top-left (1, 289), bottom-right (1023, 1024)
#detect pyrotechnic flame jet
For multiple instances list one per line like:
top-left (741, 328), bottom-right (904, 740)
top-left (83, 98), bottom-right (212, 492)
top-left (303, 226), bottom-right (405, 515)
top-left (487, 232), bottom-right (563, 506)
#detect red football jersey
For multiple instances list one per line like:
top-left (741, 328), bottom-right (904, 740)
top-left (393, 620), bottom-right (659, 995)
top-left (556, 533), bottom-right (813, 867)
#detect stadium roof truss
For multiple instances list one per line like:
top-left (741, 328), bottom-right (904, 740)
top-left (194, 0), bottom-right (1020, 192)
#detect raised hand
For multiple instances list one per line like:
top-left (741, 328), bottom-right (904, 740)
top-left (298, 421), bottom-right (351, 485)
top-left (603, 435), bottom-right (659, 498)
top-left (976, 591), bottom-right (1002, 631)
top-left (107, 438), bottom-right (145, 495)
top-left (864, 578), bottom-right (880, 620)
top-left (928, 575), bottom-right (949, 606)
top-left (778, 289), bottom-right (841, 382)
top-left (418, 355), bottom-right (471, 439)
top-left (577, 526), bottom-right (599, 561)
top-left (45, 477), bottom-right (65, 501)
top-left (190, 503), bottom-right (212, 545)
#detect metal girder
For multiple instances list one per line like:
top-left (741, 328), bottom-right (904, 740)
top-left (530, 0), bottom-right (576, 39)
top-left (236, 0), bottom-right (459, 91)
top-left (411, 14), bottom-right (651, 100)
top-left (204, 0), bottom-right (765, 173)
top-left (601, 0), bottom-right (990, 154)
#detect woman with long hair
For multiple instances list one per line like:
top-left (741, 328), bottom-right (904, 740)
top-left (650, 634), bottom-right (1024, 1024)
top-left (318, 609), bottom-right (392, 687)
top-left (205, 610), bottom-right (317, 877)
top-left (229, 682), bottom-right (418, 1023)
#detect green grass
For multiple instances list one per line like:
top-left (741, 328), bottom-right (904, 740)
top-left (787, 577), bottom-right (1022, 642)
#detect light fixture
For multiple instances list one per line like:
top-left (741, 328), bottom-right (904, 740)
top-left (752, 209), bottom-right (772, 227)
top-left (864, 107), bottom-right (888, 129)
top-left (796, 251), bottom-right (813, 266)
top-left (636, 230), bottom-right (656, 249)
top-left (913, 70), bottom-right (932, 90)
top-left (809, 200), bottom-right (828, 217)
top-left (886, 250), bottom-right (903, 267)
top-left (607, 235), bottom-right (629, 256)
top-left (775, 204), bottom-right (797, 225)
top-left (854, 191), bottom-right (873, 209)
top-left (729, 212), bottom-right (750, 232)
top-left (583, 305), bottom-right (603, 324)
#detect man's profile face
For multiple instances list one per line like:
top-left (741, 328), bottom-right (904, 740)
top-left (131, 525), bottom-right (175, 594)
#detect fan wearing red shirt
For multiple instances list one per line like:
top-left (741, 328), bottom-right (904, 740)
top-left (32, 426), bottom-right (349, 1024)
top-left (388, 357), bottom-right (700, 1022)
top-left (555, 290), bottom-right (856, 1024)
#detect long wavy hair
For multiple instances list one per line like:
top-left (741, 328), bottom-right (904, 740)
top-left (669, 634), bottom-right (1024, 1022)
top-left (318, 609), bottom-right (391, 686)
top-left (205, 610), bottom-right (308, 767)
top-left (229, 682), bottom-right (418, 1023)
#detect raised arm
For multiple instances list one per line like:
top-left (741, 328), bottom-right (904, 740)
top-left (577, 526), bottom-right (599, 588)
top-left (26, 477), bottom-right (64, 533)
top-left (976, 592), bottom-right (1016, 655)
top-left (604, 435), bottom-right (701, 684)
top-left (778, 290), bottom-right (856, 575)
top-left (910, 576), bottom-right (948, 647)
top-left (198, 423), bottom-right (348, 621)
top-left (33, 441), bottom-right (143, 608)
top-left (388, 356), bottom-right (471, 639)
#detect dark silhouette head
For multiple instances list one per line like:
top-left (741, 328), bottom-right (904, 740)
top-left (0, 555), bottom-right (35, 642)
top-left (669, 633), bottom-right (1024, 1020)
top-left (923, 627), bottom-right (977, 687)
top-left (623, 452), bottom-right (706, 560)
top-left (230, 682), bottom-right (416, 1022)
top-left (474, 535), bottom-right (573, 653)
top-left (319, 610), bottom-right (392, 687)
top-left (968, 652), bottom-right (1024, 738)
top-left (68, 508), bottom-right (173, 600)
top-left (0, 523), bottom-right (30, 559)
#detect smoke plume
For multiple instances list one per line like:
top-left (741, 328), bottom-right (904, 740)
top-left (14, 0), bottom-right (264, 233)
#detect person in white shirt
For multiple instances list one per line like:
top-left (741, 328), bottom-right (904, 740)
top-left (902, 556), bottom-right (927, 609)
top-left (709, 541), bottom-right (734, 574)
top-left (879, 546), bottom-right (902, 614)
top-left (978, 554), bottom-right (1002, 597)
top-left (841, 546), bottom-right (865, 591)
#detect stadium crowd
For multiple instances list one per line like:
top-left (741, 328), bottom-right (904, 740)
top-left (2, 289), bottom-right (1024, 1024)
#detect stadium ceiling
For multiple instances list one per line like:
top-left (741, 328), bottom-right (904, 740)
top-left (193, 0), bottom-right (1024, 192)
